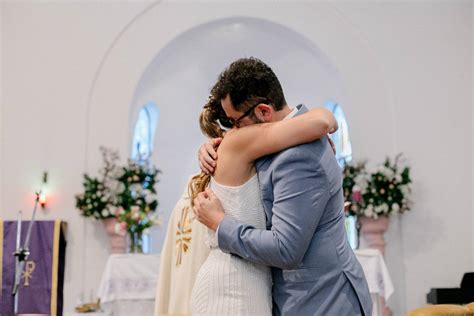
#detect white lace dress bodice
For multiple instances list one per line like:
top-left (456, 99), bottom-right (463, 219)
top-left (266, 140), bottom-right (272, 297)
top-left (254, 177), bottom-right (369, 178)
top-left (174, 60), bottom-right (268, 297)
top-left (190, 175), bottom-right (272, 315)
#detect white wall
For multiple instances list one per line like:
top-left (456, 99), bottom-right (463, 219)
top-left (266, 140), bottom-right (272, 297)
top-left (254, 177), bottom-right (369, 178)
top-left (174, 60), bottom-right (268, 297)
top-left (0, 0), bottom-right (153, 307)
top-left (339, 2), bottom-right (472, 313)
top-left (0, 1), bottom-right (472, 314)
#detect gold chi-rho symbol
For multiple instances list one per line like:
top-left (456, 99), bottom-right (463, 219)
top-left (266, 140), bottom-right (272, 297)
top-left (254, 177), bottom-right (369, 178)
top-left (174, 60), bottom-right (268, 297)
top-left (22, 261), bottom-right (35, 287)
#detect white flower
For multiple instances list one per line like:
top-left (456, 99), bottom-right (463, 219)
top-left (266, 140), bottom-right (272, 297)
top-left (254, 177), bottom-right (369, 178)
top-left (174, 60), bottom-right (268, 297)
top-left (377, 166), bottom-right (393, 179)
top-left (114, 168), bottom-right (124, 178)
top-left (400, 184), bottom-right (410, 196)
top-left (395, 174), bottom-right (402, 183)
top-left (392, 203), bottom-right (400, 213)
top-left (381, 203), bottom-right (389, 213)
top-left (364, 205), bottom-right (374, 218)
top-left (101, 209), bottom-right (109, 217)
top-left (107, 205), bottom-right (115, 214)
top-left (114, 222), bottom-right (126, 236)
top-left (375, 205), bottom-right (384, 214)
top-left (354, 174), bottom-right (369, 191)
top-left (117, 182), bottom-right (126, 193)
top-left (143, 228), bottom-right (151, 235)
top-left (145, 193), bottom-right (156, 204)
top-left (132, 212), bottom-right (141, 221)
top-left (131, 183), bottom-right (143, 194)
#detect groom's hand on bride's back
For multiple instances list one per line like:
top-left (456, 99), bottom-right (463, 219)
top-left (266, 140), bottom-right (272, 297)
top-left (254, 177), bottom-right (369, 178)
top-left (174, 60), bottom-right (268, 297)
top-left (199, 138), bottom-right (222, 174)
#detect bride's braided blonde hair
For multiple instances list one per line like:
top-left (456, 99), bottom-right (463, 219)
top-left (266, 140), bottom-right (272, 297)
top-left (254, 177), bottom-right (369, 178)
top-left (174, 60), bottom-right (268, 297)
top-left (188, 91), bottom-right (228, 207)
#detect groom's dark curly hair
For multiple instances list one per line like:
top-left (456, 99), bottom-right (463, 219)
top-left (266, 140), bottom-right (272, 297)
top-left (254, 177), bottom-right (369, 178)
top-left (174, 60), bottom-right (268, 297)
top-left (213, 57), bottom-right (287, 113)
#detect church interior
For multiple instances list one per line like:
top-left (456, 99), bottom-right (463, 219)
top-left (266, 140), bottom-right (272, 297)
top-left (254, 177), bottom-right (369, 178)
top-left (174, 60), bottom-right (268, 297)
top-left (0, 1), bottom-right (472, 316)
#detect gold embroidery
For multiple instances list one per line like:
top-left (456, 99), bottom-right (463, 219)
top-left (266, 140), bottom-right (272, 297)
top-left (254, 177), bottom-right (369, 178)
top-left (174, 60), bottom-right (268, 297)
top-left (176, 206), bottom-right (192, 266)
top-left (22, 260), bottom-right (36, 287)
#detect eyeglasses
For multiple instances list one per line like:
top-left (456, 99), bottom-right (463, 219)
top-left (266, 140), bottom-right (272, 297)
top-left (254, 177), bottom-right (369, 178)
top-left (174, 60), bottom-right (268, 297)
top-left (230, 99), bottom-right (268, 128)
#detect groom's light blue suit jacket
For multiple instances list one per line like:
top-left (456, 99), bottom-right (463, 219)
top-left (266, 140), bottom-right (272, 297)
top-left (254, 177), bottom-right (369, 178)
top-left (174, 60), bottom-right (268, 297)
top-left (217, 105), bottom-right (372, 315)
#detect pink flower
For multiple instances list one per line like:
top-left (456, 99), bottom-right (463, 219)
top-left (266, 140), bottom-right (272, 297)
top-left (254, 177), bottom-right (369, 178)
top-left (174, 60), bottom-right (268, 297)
top-left (352, 191), bottom-right (362, 203)
top-left (115, 207), bottom-right (123, 216)
top-left (119, 222), bottom-right (127, 230)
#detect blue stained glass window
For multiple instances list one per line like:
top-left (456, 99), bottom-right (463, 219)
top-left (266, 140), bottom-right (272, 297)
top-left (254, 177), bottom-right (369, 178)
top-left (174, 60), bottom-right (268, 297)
top-left (324, 100), bottom-right (352, 167)
top-left (325, 100), bottom-right (357, 249)
top-left (131, 102), bottom-right (159, 253)
top-left (131, 102), bottom-right (159, 162)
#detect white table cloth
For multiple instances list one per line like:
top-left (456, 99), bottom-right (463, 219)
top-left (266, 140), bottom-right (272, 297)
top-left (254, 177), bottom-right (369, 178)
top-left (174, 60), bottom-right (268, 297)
top-left (65, 313), bottom-right (110, 316)
top-left (97, 254), bottom-right (160, 316)
top-left (355, 248), bottom-right (394, 316)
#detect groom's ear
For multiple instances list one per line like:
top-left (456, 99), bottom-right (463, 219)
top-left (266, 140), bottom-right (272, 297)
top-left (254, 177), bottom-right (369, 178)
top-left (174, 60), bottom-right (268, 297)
top-left (254, 104), bottom-right (274, 123)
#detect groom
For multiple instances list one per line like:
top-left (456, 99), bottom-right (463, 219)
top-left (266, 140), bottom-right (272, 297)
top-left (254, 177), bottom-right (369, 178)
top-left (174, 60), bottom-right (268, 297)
top-left (194, 57), bottom-right (372, 315)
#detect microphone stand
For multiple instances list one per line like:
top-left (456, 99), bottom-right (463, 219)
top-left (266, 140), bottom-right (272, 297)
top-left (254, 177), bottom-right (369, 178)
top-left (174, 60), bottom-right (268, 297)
top-left (12, 191), bottom-right (41, 315)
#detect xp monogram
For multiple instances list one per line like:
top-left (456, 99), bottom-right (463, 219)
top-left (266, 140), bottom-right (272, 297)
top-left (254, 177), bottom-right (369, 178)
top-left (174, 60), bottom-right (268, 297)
top-left (21, 261), bottom-right (36, 287)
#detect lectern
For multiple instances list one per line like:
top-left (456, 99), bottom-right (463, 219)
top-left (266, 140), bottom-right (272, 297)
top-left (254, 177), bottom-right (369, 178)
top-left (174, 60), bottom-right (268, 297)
top-left (0, 220), bottom-right (67, 316)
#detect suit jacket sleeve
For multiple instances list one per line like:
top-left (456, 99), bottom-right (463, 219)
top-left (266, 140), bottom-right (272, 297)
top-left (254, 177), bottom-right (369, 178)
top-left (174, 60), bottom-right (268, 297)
top-left (217, 145), bottom-right (330, 270)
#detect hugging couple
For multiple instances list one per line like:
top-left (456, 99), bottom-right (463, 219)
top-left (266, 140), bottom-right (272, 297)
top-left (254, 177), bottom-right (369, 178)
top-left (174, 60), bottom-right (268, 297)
top-left (161, 57), bottom-right (371, 316)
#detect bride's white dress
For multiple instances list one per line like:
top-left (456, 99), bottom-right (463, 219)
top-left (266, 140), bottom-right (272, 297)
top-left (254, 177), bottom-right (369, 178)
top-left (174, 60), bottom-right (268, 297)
top-left (190, 174), bottom-right (272, 315)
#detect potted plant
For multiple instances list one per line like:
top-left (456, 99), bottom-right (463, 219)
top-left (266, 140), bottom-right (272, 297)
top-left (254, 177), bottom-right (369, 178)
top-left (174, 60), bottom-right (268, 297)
top-left (343, 154), bottom-right (412, 254)
top-left (75, 147), bottom-right (161, 253)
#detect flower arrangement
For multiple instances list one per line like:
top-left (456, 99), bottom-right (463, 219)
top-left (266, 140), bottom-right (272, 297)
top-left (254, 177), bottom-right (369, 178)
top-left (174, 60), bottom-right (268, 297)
top-left (113, 159), bottom-right (160, 252)
top-left (343, 154), bottom-right (412, 219)
top-left (75, 147), bottom-right (161, 252)
top-left (75, 147), bottom-right (118, 219)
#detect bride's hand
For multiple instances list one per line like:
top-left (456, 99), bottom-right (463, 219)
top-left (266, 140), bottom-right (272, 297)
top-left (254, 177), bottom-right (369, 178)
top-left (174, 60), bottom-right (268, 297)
top-left (198, 138), bottom-right (222, 174)
top-left (193, 188), bottom-right (225, 231)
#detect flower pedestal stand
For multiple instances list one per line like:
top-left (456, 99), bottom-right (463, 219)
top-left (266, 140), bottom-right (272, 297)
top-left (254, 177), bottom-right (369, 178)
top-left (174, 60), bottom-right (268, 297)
top-left (360, 216), bottom-right (392, 316)
top-left (102, 218), bottom-right (126, 254)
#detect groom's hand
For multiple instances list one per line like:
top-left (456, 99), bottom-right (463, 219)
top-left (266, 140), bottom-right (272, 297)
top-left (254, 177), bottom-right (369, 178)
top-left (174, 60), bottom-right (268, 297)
top-left (194, 188), bottom-right (225, 231)
top-left (198, 138), bottom-right (222, 174)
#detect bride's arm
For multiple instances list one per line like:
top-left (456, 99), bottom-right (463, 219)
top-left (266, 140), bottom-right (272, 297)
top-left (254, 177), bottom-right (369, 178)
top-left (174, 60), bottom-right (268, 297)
top-left (225, 108), bottom-right (337, 162)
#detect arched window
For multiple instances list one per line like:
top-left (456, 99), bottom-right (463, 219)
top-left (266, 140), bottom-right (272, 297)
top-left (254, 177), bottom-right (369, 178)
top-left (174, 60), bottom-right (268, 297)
top-left (131, 102), bottom-right (159, 162)
top-left (324, 100), bottom-right (352, 167)
top-left (131, 102), bottom-right (159, 253)
top-left (325, 100), bottom-right (357, 249)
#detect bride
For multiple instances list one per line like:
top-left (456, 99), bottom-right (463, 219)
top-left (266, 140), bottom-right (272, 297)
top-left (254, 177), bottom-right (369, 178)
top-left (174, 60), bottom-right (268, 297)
top-left (188, 89), bottom-right (337, 315)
